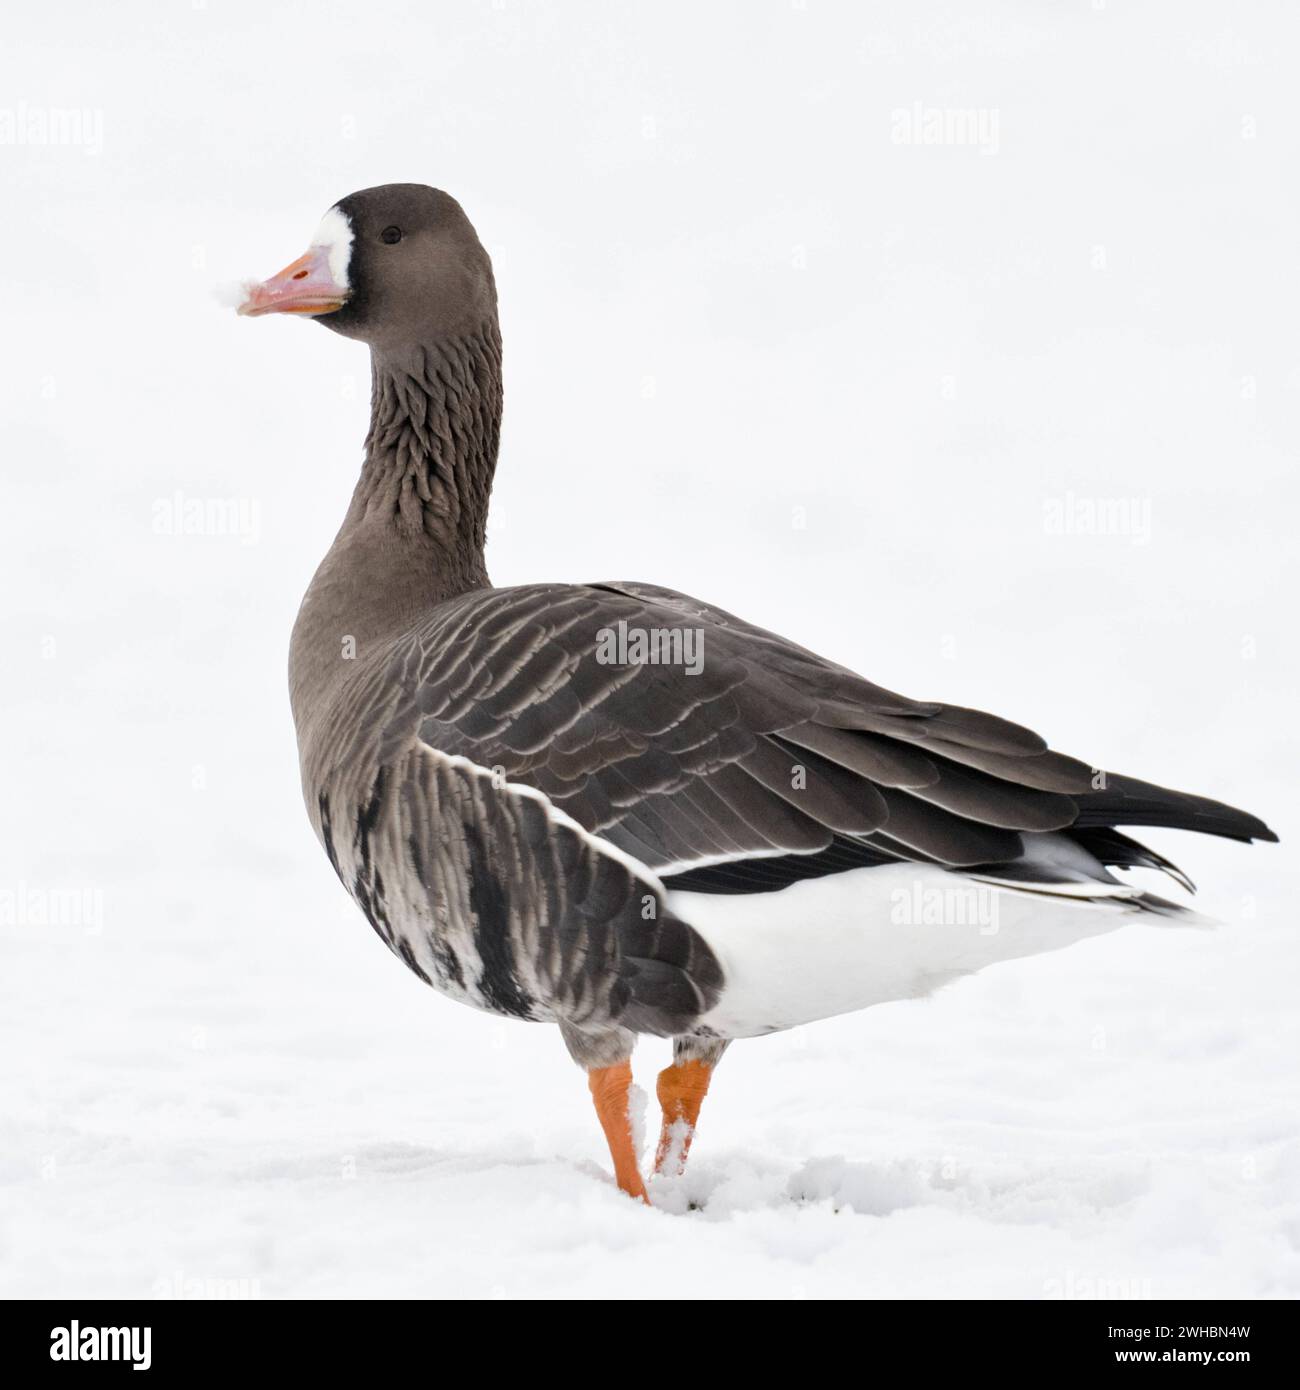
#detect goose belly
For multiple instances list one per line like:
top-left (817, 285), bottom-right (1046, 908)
top-left (669, 863), bottom-right (1139, 1038)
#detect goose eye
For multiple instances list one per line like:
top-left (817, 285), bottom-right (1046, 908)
top-left (380, 226), bottom-right (402, 245)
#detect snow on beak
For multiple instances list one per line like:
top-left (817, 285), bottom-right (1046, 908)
top-left (237, 207), bottom-right (353, 318)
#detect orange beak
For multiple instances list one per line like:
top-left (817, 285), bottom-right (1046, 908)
top-left (237, 245), bottom-right (348, 318)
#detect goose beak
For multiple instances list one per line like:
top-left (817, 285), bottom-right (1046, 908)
top-left (237, 245), bottom-right (348, 318)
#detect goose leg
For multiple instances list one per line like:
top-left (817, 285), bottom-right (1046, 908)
top-left (588, 1061), bottom-right (648, 1203)
top-left (653, 1037), bottom-right (730, 1176)
top-left (560, 1022), bottom-right (648, 1202)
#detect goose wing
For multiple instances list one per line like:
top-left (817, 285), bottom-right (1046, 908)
top-left (383, 579), bottom-right (1274, 892)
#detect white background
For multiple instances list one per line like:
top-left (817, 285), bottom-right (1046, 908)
top-left (2, 0), bottom-right (1296, 1298)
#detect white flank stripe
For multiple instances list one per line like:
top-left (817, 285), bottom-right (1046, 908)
top-left (427, 747), bottom-right (668, 894)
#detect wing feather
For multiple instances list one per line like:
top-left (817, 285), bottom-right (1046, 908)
top-left (380, 582), bottom-right (1274, 898)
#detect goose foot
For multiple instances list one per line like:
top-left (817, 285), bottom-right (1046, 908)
top-left (653, 1059), bottom-right (714, 1176)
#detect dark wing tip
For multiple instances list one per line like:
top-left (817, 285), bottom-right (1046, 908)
top-left (1071, 772), bottom-right (1279, 846)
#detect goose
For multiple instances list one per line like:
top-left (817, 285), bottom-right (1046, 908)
top-left (238, 183), bottom-right (1276, 1203)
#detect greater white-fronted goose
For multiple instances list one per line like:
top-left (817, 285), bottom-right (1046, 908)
top-left (239, 184), bottom-right (1277, 1203)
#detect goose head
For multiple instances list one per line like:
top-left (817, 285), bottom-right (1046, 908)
top-left (238, 183), bottom-right (497, 351)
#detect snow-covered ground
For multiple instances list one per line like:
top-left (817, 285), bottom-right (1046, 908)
top-left (3, 1), bottom-right (1297, 1298)
top-left (5, 877), bottom-right (1299, 1299)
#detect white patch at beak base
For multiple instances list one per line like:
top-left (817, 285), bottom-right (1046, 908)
top-left (310, 206), bottom-right (353, 291)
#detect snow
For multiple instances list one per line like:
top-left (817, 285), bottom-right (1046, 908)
top-left (213, 280), bottom-right (259, 312)
top-left (2, 0), bottom-right (1297, 1299)
top-left (5, 896), bottom-right (1298, 1299)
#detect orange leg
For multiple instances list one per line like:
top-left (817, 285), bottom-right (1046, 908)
top-left (653, 1059), bottom-right (714, 1176)
top-left (588, 1062), bottom-right (649, 1203)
